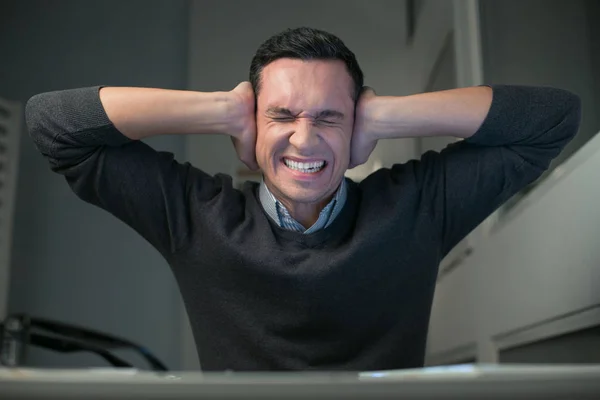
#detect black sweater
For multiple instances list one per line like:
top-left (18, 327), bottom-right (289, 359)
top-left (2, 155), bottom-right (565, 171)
top-left (25, 85), bottom-right (581, 371)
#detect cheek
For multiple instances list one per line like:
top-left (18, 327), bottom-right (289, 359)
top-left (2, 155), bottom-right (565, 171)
top-left (329, 131), bottom-right (352, 163)
top-left (254, 130), bottom-right (269, 169)
top-left (256, 127), bottom-right (283, 165)
top-left (255, 130), bottom-right (266, 153)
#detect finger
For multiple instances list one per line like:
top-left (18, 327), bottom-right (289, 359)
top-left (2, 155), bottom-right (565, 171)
top-left (246, 161), bottom-right (260, 171)
top-left (239, 143), bottom-right (259, 171)
top-left (242, 153), bottom-right (259, 171)
top-left (239, 151), bottom-right (259, 171)
top-left (348, 155), bottom-right (357, 169)
top-left (361, 86), bottom-right (376, 97)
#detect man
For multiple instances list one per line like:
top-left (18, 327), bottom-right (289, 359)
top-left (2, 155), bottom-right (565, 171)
top-left (26, 27), bottom-right (581, 371)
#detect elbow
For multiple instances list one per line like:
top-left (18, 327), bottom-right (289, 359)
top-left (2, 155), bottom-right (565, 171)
top-left (25, 93), bottom-right (50, 140)
top-left (25, 93), bottom-right (46, 130)
top-left (555, 89), bottom-right (582, 141)
top-left (25, 92), bottom-right (60, 155)
top-left (566, 90), bottom-right (582, 134)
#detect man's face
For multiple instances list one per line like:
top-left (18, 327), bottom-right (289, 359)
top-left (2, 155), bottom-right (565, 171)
top-left (255, 58), bottom-right (355, 211)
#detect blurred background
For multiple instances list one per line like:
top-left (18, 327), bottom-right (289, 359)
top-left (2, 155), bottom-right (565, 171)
top-left (0, 0), bottom-right (599, 371)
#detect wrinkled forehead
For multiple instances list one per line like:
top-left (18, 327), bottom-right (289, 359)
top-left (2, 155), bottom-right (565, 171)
top-left (258, 59), bottom-right (355, 113)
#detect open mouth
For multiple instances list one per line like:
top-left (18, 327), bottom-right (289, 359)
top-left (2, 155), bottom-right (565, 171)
top-left (282, 158), bottom-right (327, 174)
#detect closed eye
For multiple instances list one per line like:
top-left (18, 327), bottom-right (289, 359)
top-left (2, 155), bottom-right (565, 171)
top-left (266, 107), bottom-right (345, 125)
top-left (271, 117), bottom-right (338, 126)
top-left (316, 119), bottom-right (338, 125)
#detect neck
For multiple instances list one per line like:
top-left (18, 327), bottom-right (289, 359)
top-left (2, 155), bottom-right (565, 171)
top-left (265, 181), bottom-right (339, 229)
top-left (284, 198), bottom-right (332, 228)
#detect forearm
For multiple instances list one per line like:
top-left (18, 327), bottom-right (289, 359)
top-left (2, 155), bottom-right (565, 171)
top-left (99, 87), bottom-right (235, 140)
top-left (27, 85), bottom-right (241, 162)
top-left (370, 86), bottom-right (493, 140)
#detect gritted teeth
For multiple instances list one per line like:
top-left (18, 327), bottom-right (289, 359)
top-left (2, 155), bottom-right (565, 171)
top-left (283, 158), bottom-right (326, 173)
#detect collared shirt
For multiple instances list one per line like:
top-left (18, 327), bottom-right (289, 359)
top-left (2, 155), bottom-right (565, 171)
top-left (259, 178), bottom-right (347, 234)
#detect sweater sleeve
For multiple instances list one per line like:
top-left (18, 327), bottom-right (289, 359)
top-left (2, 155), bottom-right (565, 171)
top-left (410, 85), bottom-right (582, 258)
top-left (26, 86), bottom-right (218, 256)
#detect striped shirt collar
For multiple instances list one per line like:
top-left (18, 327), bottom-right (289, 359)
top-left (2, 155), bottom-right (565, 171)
top-left (259, 178), bottom-right (347, 234)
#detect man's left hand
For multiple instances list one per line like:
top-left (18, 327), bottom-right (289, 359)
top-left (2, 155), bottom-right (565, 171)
top-left (350, 87), bottom-right (380, 169)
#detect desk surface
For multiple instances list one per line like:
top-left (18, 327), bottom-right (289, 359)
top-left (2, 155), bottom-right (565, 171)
top-left (1, 364), bottom-right (600, 399)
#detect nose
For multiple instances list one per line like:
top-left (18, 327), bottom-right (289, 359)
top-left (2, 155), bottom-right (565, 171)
top-left (288, 119), bottom-right (320, 152)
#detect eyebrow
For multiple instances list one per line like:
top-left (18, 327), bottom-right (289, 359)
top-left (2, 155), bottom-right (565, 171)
top-left (265, 107), bottom-right (345, 120)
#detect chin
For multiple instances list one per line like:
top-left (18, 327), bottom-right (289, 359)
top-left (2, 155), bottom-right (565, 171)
top-left (283, 188), bottom-right (329, 204)
top-left (275, 180), bottom-right (338, 205)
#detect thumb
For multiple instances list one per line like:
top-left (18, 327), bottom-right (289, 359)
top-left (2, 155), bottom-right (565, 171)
top-left (232, 81), bottom-right (252, 93)
top-left (361, 86), bottom-right (377, 98)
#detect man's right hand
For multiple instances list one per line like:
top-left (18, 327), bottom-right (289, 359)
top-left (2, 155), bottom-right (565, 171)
top-left (229, 82), bottom-right (259, 171)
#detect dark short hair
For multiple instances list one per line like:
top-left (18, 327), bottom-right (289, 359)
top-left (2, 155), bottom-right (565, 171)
top-left (249, 27), bottom-right (364, 102)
